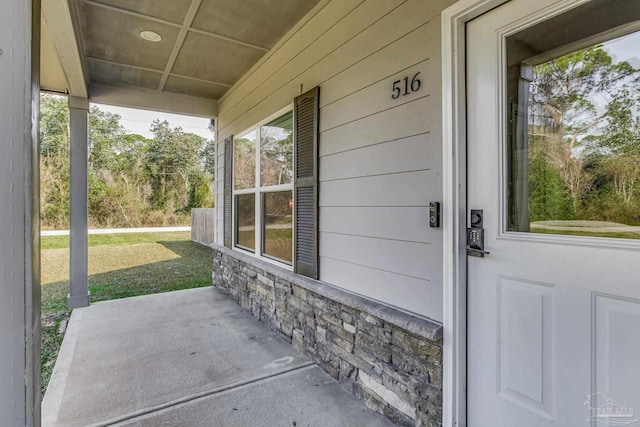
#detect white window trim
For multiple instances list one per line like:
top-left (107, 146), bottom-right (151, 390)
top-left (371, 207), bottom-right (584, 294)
top-left (232, 105), bottom-right (294, 269)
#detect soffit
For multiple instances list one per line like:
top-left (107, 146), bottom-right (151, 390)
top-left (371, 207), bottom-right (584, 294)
top-left (191, 0), bottom-right (318, 49)
top-left (74, 0), bottom-right (320, 103)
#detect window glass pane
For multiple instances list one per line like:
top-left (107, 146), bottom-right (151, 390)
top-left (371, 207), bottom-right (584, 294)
top-left (236, 194), bottom-right (255, 251)
top-left (234, 130), bottom-right (256, 190)
top-left (507, 26), bottom-right (640, 240)
top-left (260, 112), bottom-right (293, 187)
top-left (263, 191), bottom-right (293, 263)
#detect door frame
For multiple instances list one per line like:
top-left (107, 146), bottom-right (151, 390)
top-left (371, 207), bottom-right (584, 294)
top-left (440, 1), bottom-right (509, 425)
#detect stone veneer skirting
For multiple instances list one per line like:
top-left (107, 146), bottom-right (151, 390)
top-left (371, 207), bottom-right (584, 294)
top-left (212, 246), bottom-right (443, 427)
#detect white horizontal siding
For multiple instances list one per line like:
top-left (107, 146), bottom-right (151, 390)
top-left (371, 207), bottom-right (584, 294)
top-left (320, 96), bottom-right (431, 156)
top-left (320, 170), bottom-right (437, 207)
top-left (319, 232), bottom-right (438, 280)
top-left (215, 0), bottom-right (454, 321)
top-left (319, 23), bottom-right (433, 108)
top-left (320, 133), bottom-right (433, 182)
top-left (320, 73), bottom-right (429, 133)
top-left (320, 206), bottom-right (432, 243)
top-left (320, 257), bottom-right (443, 321)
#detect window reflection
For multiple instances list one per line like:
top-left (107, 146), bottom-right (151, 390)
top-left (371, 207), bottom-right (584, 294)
top-left (263, 191), bottom-right (293, 263)
top-left (234, 130), bottom-right (256, 190)
top-left (261, 112), bottom-right (293, 187)
top-left (236, 194), bottom-right (255, 251)
top-left (507, 29), bottom-right (640, 240)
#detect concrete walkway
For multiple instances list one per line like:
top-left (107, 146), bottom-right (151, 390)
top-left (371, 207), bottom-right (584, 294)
top-left (42, 287), bottom-right (392, 427)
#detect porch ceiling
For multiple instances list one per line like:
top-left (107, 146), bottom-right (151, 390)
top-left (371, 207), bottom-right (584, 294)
top-left (41, 0), bottom-right (320, 114)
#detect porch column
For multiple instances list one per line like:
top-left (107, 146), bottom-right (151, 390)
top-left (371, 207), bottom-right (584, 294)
top-left (0, 0), bottom-right (41, 424)
top-left (68, 96), bottom-right (90, 308)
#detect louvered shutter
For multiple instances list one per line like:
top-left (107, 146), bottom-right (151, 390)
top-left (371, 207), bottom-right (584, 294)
top-left (223, 136), bottom-right (233, 248)
top-left (294, 87), bottom-right (319, 279)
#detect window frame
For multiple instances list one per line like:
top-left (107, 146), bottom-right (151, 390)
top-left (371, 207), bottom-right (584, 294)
top-left (232, 105), bottom-right (294, 268)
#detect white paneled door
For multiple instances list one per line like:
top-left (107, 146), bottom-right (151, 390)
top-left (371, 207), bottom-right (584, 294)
top-left (466, 0), bottom-right (640, 426)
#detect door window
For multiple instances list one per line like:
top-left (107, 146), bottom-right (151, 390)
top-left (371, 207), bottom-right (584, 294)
top-left (506, 4), bottom-right (640, 240)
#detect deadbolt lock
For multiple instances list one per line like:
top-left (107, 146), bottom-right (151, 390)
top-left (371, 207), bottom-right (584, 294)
top-left (467, 209), bottom-right (490, 257)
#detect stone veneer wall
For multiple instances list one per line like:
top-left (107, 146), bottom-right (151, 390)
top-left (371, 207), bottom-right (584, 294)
top-left (212, 246), bottom-right (443, 427)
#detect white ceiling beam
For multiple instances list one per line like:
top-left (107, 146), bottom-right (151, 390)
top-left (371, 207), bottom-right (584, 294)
top-left (42, 0), bottom-right (88, 97)
top-left (188, 28), bottom-right (269, 52)
top-left (158, 0), bottom-right (203, 91)
top-left (89, 81), bottom-right (217, 118)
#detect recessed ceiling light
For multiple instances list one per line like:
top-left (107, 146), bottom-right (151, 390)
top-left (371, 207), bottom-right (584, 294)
top-left (140, 30), bottom-right (162, 42)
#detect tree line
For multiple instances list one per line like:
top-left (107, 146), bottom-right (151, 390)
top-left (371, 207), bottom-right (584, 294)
top-left (40, 94), bottom-right (215, 229)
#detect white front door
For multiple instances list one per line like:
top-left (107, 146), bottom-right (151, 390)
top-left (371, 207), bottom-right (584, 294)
top-left (466, 0), bottom-right (640, 426)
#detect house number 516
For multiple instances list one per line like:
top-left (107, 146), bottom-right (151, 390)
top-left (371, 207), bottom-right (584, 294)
top-left (391, 72), bottom-right (421, 99)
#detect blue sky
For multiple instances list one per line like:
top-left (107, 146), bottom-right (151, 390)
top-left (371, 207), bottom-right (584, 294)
top-left (604, 30), bottom-right (640, 69)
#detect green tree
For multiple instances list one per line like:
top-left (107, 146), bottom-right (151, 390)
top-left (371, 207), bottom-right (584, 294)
top-left (40, 96), bottom-right (214, 229)
top-left (528, 135), bottom-right (575, 221)
top-left (145, 120), bottom-right (208, 211)
top-left (528, 44), bottom-right (640, 223)
top-left (589, 89), bottom-right (640, 206)
top-left (40, 94), bottom-right (71, 229)
top-left (88, 107), bottom-right (127, 171)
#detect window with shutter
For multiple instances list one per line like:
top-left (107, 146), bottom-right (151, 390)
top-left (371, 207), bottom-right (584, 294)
top-left (230, 108), bottom-right (294, 263)
top-left (294, 87), bottom-right (320, 279)
top-left (224, 92), bottom-right (318, 277)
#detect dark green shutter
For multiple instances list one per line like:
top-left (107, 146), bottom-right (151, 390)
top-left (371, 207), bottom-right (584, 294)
top-left (294, 87), bottom-right (319, 279)
top-left (223, 136), bottom-right (233, 248)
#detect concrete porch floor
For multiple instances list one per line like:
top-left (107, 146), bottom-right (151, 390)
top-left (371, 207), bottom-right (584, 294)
top-left (42, 287), bottom-right (393, 427)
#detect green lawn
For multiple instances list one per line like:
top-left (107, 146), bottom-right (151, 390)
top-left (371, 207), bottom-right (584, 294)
top-left (41, 231), bottom-right (193, 250)
top-left (41, 231), bottom-right (212, 395)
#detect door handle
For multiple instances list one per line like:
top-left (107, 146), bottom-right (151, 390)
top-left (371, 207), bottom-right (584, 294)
top-left (466, 246), bottom-right (490, 257)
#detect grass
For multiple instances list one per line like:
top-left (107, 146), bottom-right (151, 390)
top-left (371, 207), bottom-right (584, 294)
top-left (40, 231), bottom-right (212, 395)
top-left (41, 231), bottom-right (193, 250)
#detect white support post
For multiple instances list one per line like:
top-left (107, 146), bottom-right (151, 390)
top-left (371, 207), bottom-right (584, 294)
top-left (68, 96), bottom-right (90, 308)
top-left (0, 0), bottom-right (41, 424)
